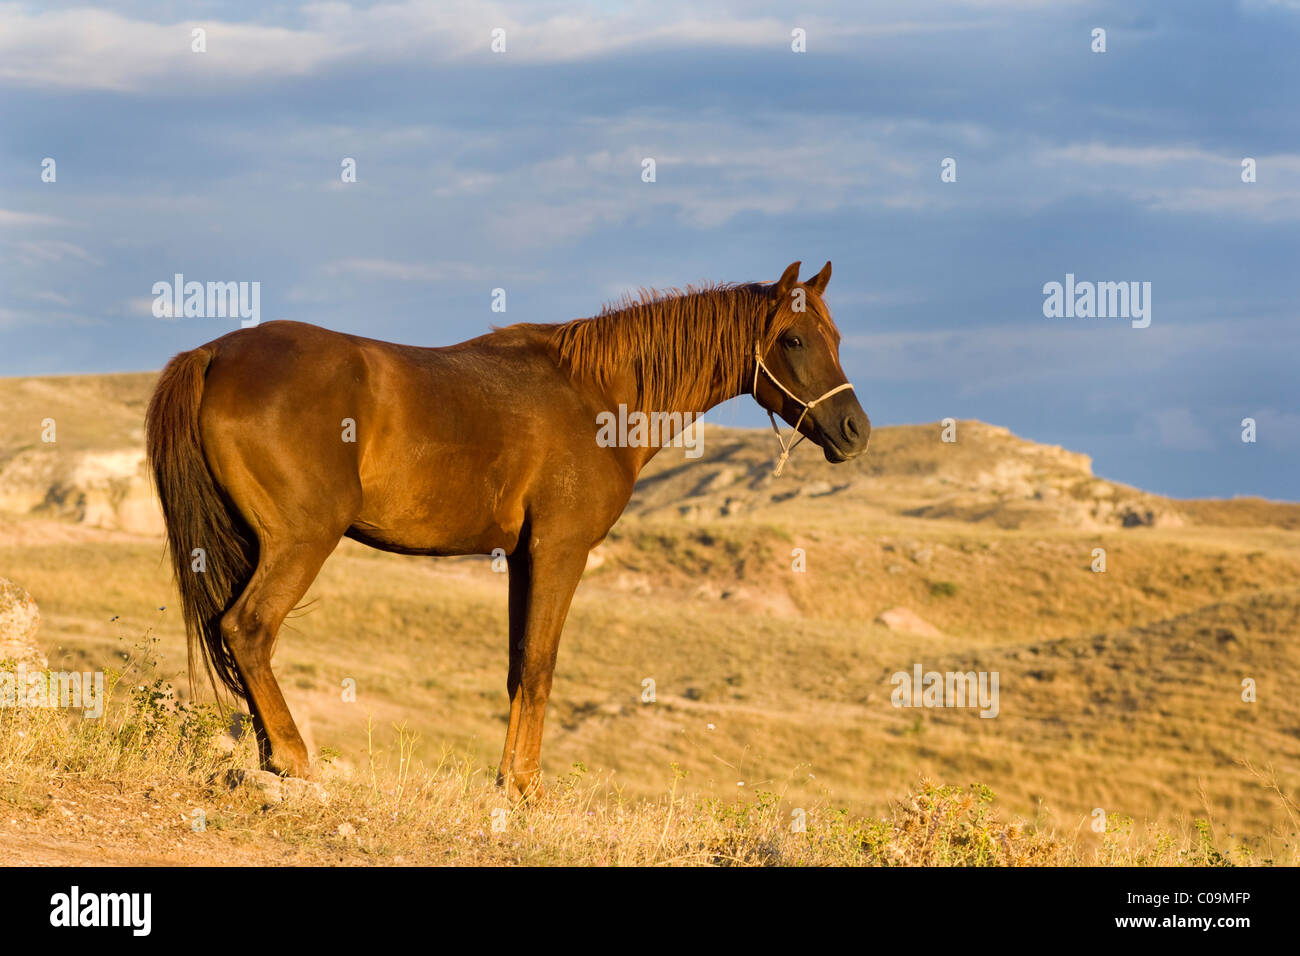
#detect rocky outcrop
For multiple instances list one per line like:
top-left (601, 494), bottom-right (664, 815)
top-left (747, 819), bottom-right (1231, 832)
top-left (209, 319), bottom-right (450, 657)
top-left (0, 577), bottom-right (47, 669)
top-left (624, 420), bottom-right (1192, 530)
top-left (0, 448), bottom-right (162, 535)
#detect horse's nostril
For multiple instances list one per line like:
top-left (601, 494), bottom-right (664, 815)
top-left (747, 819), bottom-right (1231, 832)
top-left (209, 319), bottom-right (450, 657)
top-left (842, 416), bottom-right (859, 441)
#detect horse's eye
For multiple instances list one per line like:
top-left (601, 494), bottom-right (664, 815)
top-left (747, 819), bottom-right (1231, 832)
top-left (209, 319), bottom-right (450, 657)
top-left (784, 336), bottom-right (803, 350)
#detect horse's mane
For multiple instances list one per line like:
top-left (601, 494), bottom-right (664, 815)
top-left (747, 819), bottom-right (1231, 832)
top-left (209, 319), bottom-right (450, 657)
top-left (503, 282), bottom-right (819, 411)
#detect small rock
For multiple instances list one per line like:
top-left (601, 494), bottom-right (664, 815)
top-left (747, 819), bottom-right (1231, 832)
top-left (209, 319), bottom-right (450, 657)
top-left (225, 768), bottom-right (328, 804)
top-left (874, 607), bottom-right (944, 638)
top-left (693, 583), bottom-right (721, 601)
top-left (225, 769), bottom-right (283, 803)
top-left (719, 496), bottom-right (744, 517)
top-left (698, 467), bottom-right (739, 493)
top-left (282, 777), bottom-right (330, 802)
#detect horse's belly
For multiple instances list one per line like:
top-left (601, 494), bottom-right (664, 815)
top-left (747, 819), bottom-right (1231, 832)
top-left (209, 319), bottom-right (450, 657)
top-left (348, 467), bottom-right (526, 557)
top-left (346, 511), bottom-right (522, 556)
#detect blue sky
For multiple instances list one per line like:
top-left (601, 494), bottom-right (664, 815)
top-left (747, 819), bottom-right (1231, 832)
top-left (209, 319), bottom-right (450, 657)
top-left (1, 0), bottom-right (1297, 499)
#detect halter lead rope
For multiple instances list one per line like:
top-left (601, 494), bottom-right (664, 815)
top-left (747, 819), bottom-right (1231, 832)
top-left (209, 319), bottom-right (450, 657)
top-left (752, 343), bottom-right (855, 477)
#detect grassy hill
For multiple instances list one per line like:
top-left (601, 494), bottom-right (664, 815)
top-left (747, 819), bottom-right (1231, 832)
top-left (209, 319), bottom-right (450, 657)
top-left (1, 371), bottom-right (1298, 864)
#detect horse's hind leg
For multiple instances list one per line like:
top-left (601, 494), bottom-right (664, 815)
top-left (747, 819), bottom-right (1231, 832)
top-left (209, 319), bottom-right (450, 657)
top-left (221, 535), bottom-right (339, 778)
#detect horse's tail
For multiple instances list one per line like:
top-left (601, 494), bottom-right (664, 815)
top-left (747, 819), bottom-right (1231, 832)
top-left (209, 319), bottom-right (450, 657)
top-left (145, 347), bottom-right (256, 703)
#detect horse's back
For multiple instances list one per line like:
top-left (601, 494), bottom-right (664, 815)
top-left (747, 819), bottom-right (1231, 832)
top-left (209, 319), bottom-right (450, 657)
top-left (193, 320), bottom-right (608, 555)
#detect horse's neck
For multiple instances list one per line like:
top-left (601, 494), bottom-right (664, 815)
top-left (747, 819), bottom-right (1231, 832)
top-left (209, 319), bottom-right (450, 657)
top-left (611, 320), bottom-right (759, 413)
top-left (587, 298), bottom-right (763, 472)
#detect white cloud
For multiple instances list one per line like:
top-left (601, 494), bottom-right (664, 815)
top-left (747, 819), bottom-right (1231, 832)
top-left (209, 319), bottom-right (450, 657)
top-left (28, 290), bottom-right (74, 307)
top-left (0, 2), bottom-right (997, 93)
top-left (0, 306), bottom-right (101, 330)
top-left (1135, 407), bottom-right (1215, 452)
top-left (321, 258), bottom-right (539, 282)
top-left (1030, 143), bottom-right (1300, 221)
top-left (0, 6), bottom-right (340, 92)
top-left (1036, 143), bottom-right (1228, 168)
top-left (1246, 407), bottom-right (1300, 446)
top-left (126, 295), bottom-right (174, 319)
top-left (1134, 186), bottom-right (1300, 221)
top-left (0, 208), bottom-right (67, 227)
top-left (10, 239), bottom-right (102, 266)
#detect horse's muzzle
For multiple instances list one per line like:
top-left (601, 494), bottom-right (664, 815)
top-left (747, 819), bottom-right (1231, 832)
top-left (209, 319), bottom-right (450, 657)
top-left (821, 412), bottom-right (870, 462)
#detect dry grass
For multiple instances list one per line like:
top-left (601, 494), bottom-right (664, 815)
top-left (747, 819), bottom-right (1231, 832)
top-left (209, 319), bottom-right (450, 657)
top-left (2, 633), bottom-right (1283, 866)
top-left (5, 511), bottom-right (1300, 862)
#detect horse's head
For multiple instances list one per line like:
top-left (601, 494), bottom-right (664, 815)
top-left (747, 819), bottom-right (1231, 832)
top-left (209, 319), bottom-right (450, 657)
top-left (753, 260), bottom-right (869, 465)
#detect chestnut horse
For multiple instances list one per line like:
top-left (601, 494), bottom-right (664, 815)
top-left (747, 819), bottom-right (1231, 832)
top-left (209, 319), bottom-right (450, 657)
top-left (145, 260), bottom-right (869, 798)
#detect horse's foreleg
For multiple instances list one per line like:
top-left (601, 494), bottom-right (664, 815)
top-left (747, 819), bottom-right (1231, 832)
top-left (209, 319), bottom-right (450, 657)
top-left (498, 540), bottom-right (587, 801)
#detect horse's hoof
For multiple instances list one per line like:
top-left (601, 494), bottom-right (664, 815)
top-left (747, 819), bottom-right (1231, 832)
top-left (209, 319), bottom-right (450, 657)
top-left (265, 752), bottom-right (312, 779)
top-left (497, 768), bottom-right (542, 802)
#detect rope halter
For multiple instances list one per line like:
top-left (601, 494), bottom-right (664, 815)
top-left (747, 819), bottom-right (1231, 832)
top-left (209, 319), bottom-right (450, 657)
top-left (752, 342), bottom-right (855, 477)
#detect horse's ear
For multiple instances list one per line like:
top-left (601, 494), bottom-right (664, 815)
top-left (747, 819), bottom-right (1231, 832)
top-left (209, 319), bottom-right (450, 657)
top-left (806, 261), bottom-right (831, 295)
top-left (773, 261), bottom-right (802, 299)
